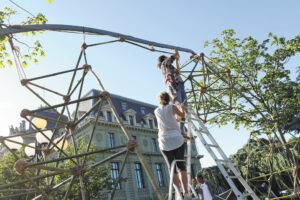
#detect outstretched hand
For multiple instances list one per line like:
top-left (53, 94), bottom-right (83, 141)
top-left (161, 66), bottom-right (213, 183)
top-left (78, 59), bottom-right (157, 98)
top-left (180, 104), bottom-right (186, 111)
top-left (182, 133), bottom-right (190, 140)
top-left (174, 49), bottom-right (180, 60)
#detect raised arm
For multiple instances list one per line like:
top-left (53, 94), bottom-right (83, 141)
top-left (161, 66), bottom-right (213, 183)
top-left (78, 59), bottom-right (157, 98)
top-left (172, 104), bottom-right (185, 119)
top-left (174, 49), bottom-right (181, 74)
top-left (165, 54), bottom-right (176, 66)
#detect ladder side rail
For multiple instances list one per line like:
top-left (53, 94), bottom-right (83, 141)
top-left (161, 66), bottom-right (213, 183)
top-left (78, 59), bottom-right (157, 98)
top-left (186, 107), bottom-right (192, 192)
top-left (168, 160), bottom-right (185, 200)
top-left (190, 122), bottom-right (244, 199)
top-left (191, 111), bottom-right (260, 200)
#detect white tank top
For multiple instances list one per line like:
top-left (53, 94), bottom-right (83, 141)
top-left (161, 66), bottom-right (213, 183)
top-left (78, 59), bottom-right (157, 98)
top-left (154, 104), bottom-right (184, 151)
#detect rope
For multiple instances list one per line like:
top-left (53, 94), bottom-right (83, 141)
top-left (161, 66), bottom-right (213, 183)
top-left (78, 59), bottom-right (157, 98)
top-left (8, 36), bottom-right (27, 80)
top-left (8, 0), bottom-right (35, 17)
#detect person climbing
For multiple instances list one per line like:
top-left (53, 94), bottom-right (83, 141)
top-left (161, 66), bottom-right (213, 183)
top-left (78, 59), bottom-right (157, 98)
top-left (154, 92), bottom-right (192, 200)
top-left (157, 49), bottom-right (188, 134)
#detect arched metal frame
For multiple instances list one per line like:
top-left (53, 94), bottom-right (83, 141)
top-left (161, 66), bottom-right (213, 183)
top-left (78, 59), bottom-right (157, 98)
top-left (1, 24), bottom-right (295, 199)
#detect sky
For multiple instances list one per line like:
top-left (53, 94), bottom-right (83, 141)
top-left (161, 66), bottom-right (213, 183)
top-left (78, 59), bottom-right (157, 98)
top-left (0, 0), bottom-right (299, 167)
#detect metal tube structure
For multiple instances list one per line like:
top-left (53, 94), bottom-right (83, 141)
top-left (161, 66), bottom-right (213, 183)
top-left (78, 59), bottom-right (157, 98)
top-left (0, 24), bottom-right (196, 54)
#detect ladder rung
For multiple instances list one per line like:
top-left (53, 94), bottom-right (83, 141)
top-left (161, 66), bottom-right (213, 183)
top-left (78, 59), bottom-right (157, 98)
top-left (207, 144), bottom-right (218, 148)
top-left (193, 128), bottom-right (208, 134)
top-left (244, 192), bottom-right (254, 196)
top-left (215, 159), bottom-right (228, 162)
top-left (190, 117), bottom-right (202, 122)
top-left (229, 175), bottom-right (240, 179)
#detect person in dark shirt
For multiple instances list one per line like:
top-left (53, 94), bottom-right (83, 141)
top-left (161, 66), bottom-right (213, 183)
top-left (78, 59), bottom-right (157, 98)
top-left (157, 50), bottom-right (188, 135)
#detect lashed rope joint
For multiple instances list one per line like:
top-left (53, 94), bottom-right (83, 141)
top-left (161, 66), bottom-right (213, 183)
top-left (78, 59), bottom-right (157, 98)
top-left (71, 165), bottom-right (85, 177)
top-left (83, 64), bottom-right (91, 73)
top-left (42, 148), bottom-right (51, 156)
top-left (21, 79), bottom-right (29, 86)
top-left (198, 86), bottom-right (207, 93)
top-left (14, 159), bottom-right (28, 175)
top-left (63, 95), bottom-right (71, 102)
top-left (126, 140), bottom-right (138, 152)
top-left (66, 121), bottom-right (76, 130)
top-left (81, 42), bottom-right (87, 49)
top-left (100, 91), bottom-right (110, 101)
top-left (20, 109), bottom-right (31, 118)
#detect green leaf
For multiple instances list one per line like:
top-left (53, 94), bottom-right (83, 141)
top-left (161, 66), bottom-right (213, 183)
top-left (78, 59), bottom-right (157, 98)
top-left (22, 61), bottom-right (27, 68)
top-left (6, 59), bottom-right (12, 67)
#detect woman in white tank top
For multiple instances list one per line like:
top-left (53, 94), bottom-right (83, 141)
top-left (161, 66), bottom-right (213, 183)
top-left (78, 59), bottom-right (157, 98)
top-left (154, 92), bottom-right (192, 199)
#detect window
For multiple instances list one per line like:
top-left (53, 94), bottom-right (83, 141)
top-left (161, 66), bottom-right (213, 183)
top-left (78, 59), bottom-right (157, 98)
top-left (108, 133), bottom-right (115, 147)
top-left (134, 163), bottom-right (145, 188)
top-left (155, 164), bottom-right (164, 187)
top-left (140, 107), bottom-right (145, 115)
top-left (152, 138), bottom-right (157, 152)
top-left (149, 119), bottom-right (153, 129)
top-left (107, 111), bottom-right (112, 122)
top-left (121, 102), bottom-right (127, 110)
top-left (129, 115), bottom-right (134, 126)
top-left (110, 162), bottom-right (121, 189)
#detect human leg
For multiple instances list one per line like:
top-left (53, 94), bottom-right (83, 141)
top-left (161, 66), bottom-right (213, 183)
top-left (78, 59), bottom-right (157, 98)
top-left (174, 144), bottom-right (189, 195)
top-left (175, 83), bottom-right (188, 133)
top-left (161, 149), bottom-right (181, 190)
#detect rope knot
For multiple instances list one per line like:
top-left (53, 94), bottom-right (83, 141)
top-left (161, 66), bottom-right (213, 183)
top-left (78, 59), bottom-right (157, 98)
top-left (63, 95), bottom-right (70, 102)
top-left (14, 159), bottom-right (28, 175)
top-left (100, 91), bottom-right (110, 100)
top-left (126, 140), bottom-right (138, 152)
top-left (21, 79), bottom-right (29, 86)
top-left (20, 109), bottom-right (31, 118)
top-left (82, 64), bottom-right (91, 72)
top-left (81, 43), bottom-right (87, 49)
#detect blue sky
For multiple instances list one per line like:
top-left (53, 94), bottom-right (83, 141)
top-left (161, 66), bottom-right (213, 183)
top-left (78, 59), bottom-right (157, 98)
top-left (0, 0), bottom-right (299, 167)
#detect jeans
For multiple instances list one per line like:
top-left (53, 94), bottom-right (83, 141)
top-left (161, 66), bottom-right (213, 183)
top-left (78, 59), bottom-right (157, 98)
top-left (174, 82), bottom-right (187, 133)
top-left (174, 82), bottom-right (188, 107)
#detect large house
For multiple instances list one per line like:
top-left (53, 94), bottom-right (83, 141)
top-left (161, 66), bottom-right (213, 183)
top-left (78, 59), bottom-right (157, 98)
top-left (0, 89), bottom-right (201, 200)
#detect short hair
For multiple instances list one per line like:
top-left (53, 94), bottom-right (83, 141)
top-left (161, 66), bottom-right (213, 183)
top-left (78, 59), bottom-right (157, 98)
top-left (197, 174), bottom-right (203, 180)
top-left (158, 92), bottom-right (170, 106)
top-left (157, 55), bottom-right (167, 68)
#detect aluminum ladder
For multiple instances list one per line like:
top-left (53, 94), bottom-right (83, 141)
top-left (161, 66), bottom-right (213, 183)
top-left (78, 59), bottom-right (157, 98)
top-left (186, 109), bottom-right (260, 200)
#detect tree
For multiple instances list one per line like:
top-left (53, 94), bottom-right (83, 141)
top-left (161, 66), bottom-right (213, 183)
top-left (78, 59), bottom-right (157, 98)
top-left (197, 138), bottom-right (300, 198)
top-left (0, 138), bottom-right (115, 200)
top-left (202, 29), bottom-right (300, 184)
top-left (0, 148), bottom-right (44, 199)
top-left (0, 5), bottom-right (47, 68)
top-left (52, 137), bottom-right (113, 199)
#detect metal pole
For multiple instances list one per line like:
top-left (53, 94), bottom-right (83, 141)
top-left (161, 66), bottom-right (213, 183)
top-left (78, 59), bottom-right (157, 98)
top-left (0, 24), bottom-right (196, 54)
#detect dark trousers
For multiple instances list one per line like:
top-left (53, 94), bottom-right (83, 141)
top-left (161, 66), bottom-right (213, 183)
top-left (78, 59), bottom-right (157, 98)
top-left (161, 143), bottom-right (186, 174)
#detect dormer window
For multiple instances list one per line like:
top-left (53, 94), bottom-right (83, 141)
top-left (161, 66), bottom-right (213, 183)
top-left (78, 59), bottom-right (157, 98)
top-left (140, 107), bottom-right (145, 115)
top-left (149, 119), bottom-right (154, 129)
top-left (121, 102), bottom-right (127, 111)
top-left (123, 109), bottom-right (137, 126)
top-left (107, 111), bottom-right (112, 122)
top-left (129, 115), bottom-right (134, 126)
top-left (142, 113), bottom-right (155, 129)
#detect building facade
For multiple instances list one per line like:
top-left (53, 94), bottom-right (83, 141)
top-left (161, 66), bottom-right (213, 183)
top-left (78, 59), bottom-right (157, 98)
top-left (0, 89), bottom-right (201, 200)
top-left (75, 89), bottom-right (201, 200)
